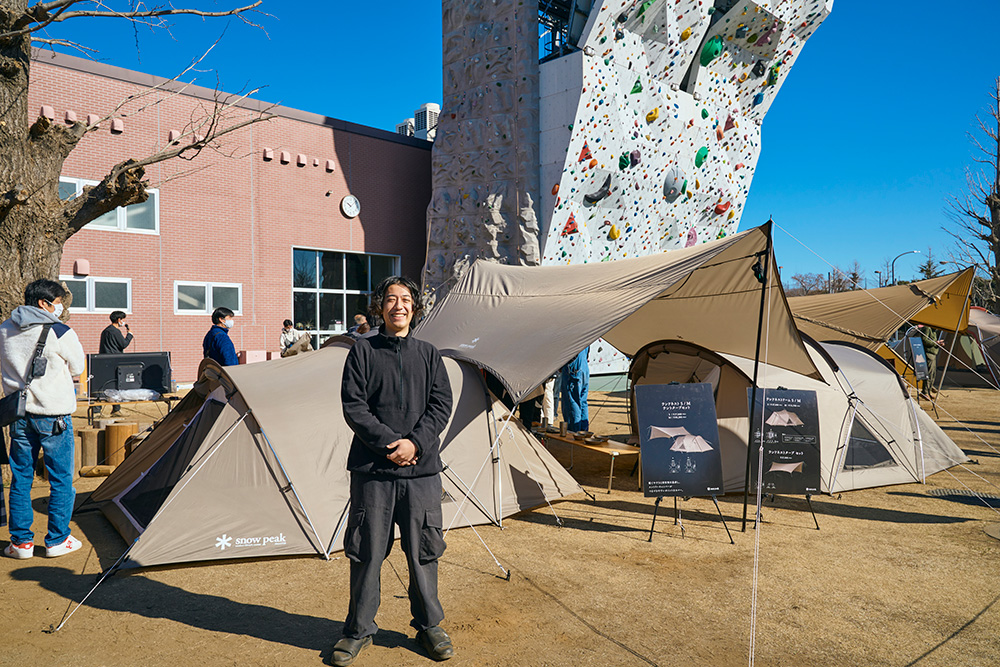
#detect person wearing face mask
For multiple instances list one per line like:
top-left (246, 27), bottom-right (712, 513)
top-left (1, 279), bottom-right (86, 559)
top-left (202, 307), bottom-right (238, 366)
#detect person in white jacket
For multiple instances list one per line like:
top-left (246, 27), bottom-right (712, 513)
top-left (1, 279), bottom-right (85, 559)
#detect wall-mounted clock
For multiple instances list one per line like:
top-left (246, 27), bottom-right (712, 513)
top-left (341, 194), bottom-right (361, 218)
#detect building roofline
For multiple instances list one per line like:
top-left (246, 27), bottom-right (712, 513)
top-left (31, 47), bottom-right (433, 150)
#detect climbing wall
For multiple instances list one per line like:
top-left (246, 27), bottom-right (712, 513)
top-left (423, 0), bottom-right (541, 302)
top-left (540, 0), bottom-right (832, 267)
top-left (538, 0), bottom-right (832, 372)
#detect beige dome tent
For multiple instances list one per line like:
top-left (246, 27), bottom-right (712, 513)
top-left (628, 338), bottom-right (967, 494)
top-left (82, 345), bottom-right (581, 570)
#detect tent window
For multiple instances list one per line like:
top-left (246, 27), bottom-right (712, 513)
top-left (843, 418), bottom-right (895, 470)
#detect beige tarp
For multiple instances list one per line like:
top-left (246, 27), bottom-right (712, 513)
top-left (83, 346), bottom-right (581, 569)
top-left (788, 268), bottom-right (975, 349)
top-left (416, 224), bottom-right (821, 402)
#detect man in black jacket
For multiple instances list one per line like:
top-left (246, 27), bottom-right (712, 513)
top-left (99, 311), bottom-right (133, 354)
top-left (333, 276), bottom-right (454, 666)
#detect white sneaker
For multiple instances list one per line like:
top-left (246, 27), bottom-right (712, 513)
top-left (45, 535), bottom-right (82, 558)
top-left (4, 541), bottom-right (35, 559)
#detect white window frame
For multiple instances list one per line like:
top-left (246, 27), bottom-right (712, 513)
top-left (59, 177), bottom-right (160, 235)
top-left (173, 281), bottom-right (243, 315)
top-left (60, 275), bottom-right (132, 314)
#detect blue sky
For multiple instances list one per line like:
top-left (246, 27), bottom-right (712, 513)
top-left (46, 1), bottom-right (1000, 284)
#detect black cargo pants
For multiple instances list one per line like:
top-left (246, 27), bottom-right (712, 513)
top-left (343, 472), bottom-right (446, 639)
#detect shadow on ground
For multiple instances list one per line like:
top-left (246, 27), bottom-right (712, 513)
top-left (10, 565), bottom-right (416, 661)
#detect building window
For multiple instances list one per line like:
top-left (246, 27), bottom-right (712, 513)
top-left (60, 275), bottom-right (131, 313)
top-left (292, 248), bottom-right (398, 348)
top-left (174, 281), bottom-right (242, 315)
top-left (59, 177), bottom-right (159, 234)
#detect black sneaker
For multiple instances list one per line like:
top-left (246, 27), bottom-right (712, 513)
top-left (417, 626), bottom-right (454, 661)
top-left (331, 636), bottom-right (372, 667)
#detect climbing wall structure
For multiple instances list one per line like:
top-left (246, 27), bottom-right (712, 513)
top-left (424, 0), bottom-right (541, 301)
top-left (539, 0), bottom-right (832, 267)
top-left (425, 1), bottom-right (833, 356)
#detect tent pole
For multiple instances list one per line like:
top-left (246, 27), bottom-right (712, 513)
top-left (51, 536), bottom-right (141, 632)
top-left (255, 418), bottom-right (330, 560)
top-left (742, 223), bottom-right (772, 532)
top-left (935, 287), bottom-right (973, 397)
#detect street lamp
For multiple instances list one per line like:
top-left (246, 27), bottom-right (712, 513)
top-left (890, 250), bottom-right (920, 285)
top-left (874, 270), bottom-right (882, 287)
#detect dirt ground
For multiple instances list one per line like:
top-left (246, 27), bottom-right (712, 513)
top-left (2, 387), bottom-right (999, 667)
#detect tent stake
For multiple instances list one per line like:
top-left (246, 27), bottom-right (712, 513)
top-left (743, 221), bottom-right (772, 532)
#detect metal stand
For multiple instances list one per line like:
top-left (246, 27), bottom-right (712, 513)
top-left (648, 496), bottom-right (662, 542)
top-left (673, 497), bottom-right (685, 538)
top-left (711, 496), bottom-right (735, 544)
top-left (758, 493), bottom-right (821, 531)
top-left (805, 494), bottom-right (821, 530)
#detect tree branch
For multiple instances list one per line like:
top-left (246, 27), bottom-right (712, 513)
top-left (1, 1), bottom-right (264, 41)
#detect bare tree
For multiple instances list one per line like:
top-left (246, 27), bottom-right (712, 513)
top-left (947, 77), bottom-right (1000, 312)
top-left (787, 272), bottom-right (825, 296)
top-left (0, 0), bottom-right (269, 317)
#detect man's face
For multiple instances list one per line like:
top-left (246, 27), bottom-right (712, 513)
top-left (381, 284), bottom-right (414, 335)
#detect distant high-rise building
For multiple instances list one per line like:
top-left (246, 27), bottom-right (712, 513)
top-left (396, 118), bottom-right (415, 137)
top-left (413, 103), bottom-right (439, 141)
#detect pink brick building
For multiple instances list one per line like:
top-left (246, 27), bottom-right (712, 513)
top-left (30, 51), bottom-right (432, 381)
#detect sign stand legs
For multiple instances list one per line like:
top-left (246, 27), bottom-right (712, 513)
top-left (648, 496), bottom-right (663, 542)
top-left (711, 496), bottom-right (735, 544)
top-left (674, 497), bottom-right (685, 538)
top-left (806, 494), bottom-right (821, 530)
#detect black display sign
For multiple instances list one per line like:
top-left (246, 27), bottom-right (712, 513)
top-left (636, 383), bottom-right (724, 498)
top-left (908, 336), bottom-right (928, 381)
top-left (748, 388), bottom-right (821, 494)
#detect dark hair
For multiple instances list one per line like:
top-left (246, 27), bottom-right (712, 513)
top-left (283, 319), bottom-right (293, 327)
top-left (368, 276), bottom-right (424, 325)
top-left (24, 279), bottom-right (66, 307)
top-left (212, 307), bottom-right (235, 325)
top-left (110, 310), bottom-right (127, 324)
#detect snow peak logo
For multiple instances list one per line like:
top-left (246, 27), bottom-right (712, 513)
top-left (214, 533), bottom-right (287, 551)
top-left (459, 337), bottom-right (480, 349)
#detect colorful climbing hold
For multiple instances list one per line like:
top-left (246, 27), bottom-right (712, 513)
top-left (714, 201), bottom-right (731, 215)
top-left (609, 224), bottom-right (620, 241)
top-left (551, 184), bottom-right (560, 196)
top-left (695, 146), bottom-right (708, 167)
top-left (630, 78), bottom-right (643, 94)
top-left (583, 174), bottom-right (612, 205)
top-left (579, 142), bottom-right (592, 161)
top-left (685, 227), bottom-right (698, 248)
top-left (701, 108), bottom-right (710, 119)
top-left (646, 108), bottom-right (659, 123)
top-left (700, 35), bottom-right (724, 67)
top-left (663, 166), bottom-right (686, 202)
top-left (680, 27), bottom-right (692, 41)
top-left (619, 153), bottom-right (630, 170)
top-left (630, 149), bottom-right (641, 167)
top-left (562, 214), bottom-right (578, 236)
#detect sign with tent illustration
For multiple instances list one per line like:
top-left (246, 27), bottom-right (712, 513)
top-left (635, 383), bottom-right (724, 498)
top-left (748, 388), bottom-right (821, 495)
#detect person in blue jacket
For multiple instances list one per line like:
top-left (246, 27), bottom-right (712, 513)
top-left (561, 346), bottom-right (590, 432)
top-left (202, 307), bottom-right (238, 366)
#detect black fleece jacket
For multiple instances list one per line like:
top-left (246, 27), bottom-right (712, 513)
top-left (341, 327), bottom-right (453, 477)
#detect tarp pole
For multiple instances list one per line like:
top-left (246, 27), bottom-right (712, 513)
top-left (742, 223), bottom-right (772, 532)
